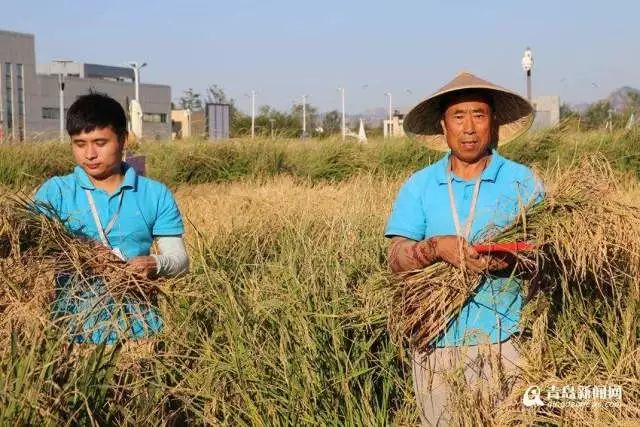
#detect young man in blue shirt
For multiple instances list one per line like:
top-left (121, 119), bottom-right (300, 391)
top-left (35, 93), bottom-right (189, 345)
top-left (385, 72), bottom-right (542, 425)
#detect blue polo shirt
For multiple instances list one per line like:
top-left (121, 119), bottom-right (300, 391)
top-left (385, 150), bottom-right (543, 347)
top-left (34, 163), bottom-right (184, 344)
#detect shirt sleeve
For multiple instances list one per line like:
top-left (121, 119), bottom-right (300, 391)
top-left (151, 236), bottom-right (189, 277)
top-left (152, 184), bottom-right (185, 236)
top-left (384, 173), bottom-right (426, 241)
top-left (516, 170), bottom-right (545, 207)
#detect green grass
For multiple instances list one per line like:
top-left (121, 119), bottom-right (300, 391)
top-left (2, 129), bottom-right (639, 190)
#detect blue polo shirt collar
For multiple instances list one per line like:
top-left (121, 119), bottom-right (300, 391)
top-left (73, 163), bottom-right (138, 192)
top-left (435, 150), bottom-right (506, 184)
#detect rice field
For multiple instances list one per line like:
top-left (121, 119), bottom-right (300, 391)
top-left (1, 130), bottom-right (639, 425)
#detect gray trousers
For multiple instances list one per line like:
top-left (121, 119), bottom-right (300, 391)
top-left (412, 339), bottom-right (520, 426)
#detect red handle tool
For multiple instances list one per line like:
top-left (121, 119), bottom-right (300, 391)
top-left (472, 242), bottom-right (536, 254)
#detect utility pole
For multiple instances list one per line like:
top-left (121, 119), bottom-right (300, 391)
top-left (385, 92), bottom-right (393, 138)
top-left (247, 90), bottom-right (256, 139)
top-left (127, 61), bottom-right (147, 139)
top-left (53, 59), bottom-right (72, 142)
top-left (302, 95), bottom-right (307, 138)
top-left (521, 47), bottom-right (533, 101)
top-left (127, 61), bottom-right (147, 102)
top-left (338, 87), bottom-right (346, 140)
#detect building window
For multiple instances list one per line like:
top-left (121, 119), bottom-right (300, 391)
top-left (16, 64), bottom-right (25, 141)
top-left (4, 63), bottom-right (12, 133)
top-left (142, 112), bottom-right (167, 123)
top-left (42, 107), bottom-right (60, 120)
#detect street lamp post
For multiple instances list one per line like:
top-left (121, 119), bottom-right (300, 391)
top-left (127, 61), bottom-right (147, 102)
top-left (385, 92), bottom-right (393, 138)
top-left (521, 47), bottom-right (533, 101)
top-left (127, 61), bottom-right (147, 139)
top-left (53, 59), bottom-right (72, 142)
top-left (251, 90), bottom-right (255, 139)
top-left (245, 90), bottom-right (256, 139)
top-left (302, 95), bottom-right (308, 138)
top-left (338, 87), bottom-right (346, 141)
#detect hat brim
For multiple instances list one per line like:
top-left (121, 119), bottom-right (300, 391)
top-left (403, 84), bottom-right (534, 152)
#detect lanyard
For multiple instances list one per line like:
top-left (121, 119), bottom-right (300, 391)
top-left (446, 156), bottom-right (487, 240)
top-left (85, 189), bottom-right (124, 249)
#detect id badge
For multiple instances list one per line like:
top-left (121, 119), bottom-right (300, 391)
top-left (111, 247), bottom-right (127, 261)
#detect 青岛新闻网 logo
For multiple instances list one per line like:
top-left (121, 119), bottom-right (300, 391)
top-left (523, 385), bottom-right (545, 407)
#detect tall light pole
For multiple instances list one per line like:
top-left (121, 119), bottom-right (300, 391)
top-left (338, 87), bottom-right (346, 141)
top-left (302, 95), bottom-right (308, 138)
top-left (385, 92), bottom-right (393, 138)
top-left (521, 47), bottom-right (533, 101)
top-left (53, 59), bottom-right (72, 142)
top-left (251, 90), bottom-right (256, 139)
top-left (127, 61), bottom-right (147, 139)
top-left (127, 61), bottom-right (147, 102)
top-left (245, 90), bottom-right (256, 139)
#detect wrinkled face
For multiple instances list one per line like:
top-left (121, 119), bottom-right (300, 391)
top-left (440, 94), bottom-right (494, 163)
top-left (70, 127), bottom-right (125, 181)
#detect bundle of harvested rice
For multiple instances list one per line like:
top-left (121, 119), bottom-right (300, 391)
top-left (0, 194), bottom-right (162, 343)
top-left (389, 155), bottom-right (640, 352)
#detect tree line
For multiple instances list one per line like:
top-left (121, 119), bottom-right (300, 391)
top-left (174, 86), bottom-right (378, 138)
top-left (560, 90), bottom-right (640, 130)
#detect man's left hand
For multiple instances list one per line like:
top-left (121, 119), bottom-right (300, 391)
top-left (127, 256), bottom-right (158, 279)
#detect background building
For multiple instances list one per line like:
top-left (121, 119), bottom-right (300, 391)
top-left (532, 95), bottom-right (560, 129)
top-left (383, 110), bottom-right (406, 138)
top-left (0, 29), bottom-right (171, 141)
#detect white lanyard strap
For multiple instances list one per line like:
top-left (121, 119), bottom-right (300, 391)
top-left (446, 157), bottom-right (485, 240)
top-left (85, 189), bottom-right (124, 249)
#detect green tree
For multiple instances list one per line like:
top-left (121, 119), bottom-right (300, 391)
top-left (560, 103), bottom-right (579, 120)
top-left (291, 103), bottom-right (319, 137)
top-left (321, 110), bottom-right (341, 135)
top-left (179, 88), bottom-right (203, 111)
top-left (582, 100), bottom-right (613, 129)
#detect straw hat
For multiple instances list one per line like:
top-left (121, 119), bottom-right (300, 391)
top-left (403, 72), bottom-right (534, 151)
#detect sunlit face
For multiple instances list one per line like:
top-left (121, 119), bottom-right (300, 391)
top-left (70, 127), bottom-right (125, 180)
top-left (440, 94), bottom-right (494, 163)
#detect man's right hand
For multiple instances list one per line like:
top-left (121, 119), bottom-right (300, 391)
top-left (433, 235), bottom-right (489, 273)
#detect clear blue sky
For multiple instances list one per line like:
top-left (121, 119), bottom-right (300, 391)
top-left (3, 0), bottom-right (639, 114)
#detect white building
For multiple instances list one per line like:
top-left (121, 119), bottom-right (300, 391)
top-left (383, 111), bottom-right (406, 138)
top-left (531, 95), bottom-right (560, 129)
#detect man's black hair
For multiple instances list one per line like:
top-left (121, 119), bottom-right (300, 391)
top-left (66, 92), bottom-right (128, 142)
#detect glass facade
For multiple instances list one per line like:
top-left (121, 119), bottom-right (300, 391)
top-left (16, 64), bottom-right (24, 140)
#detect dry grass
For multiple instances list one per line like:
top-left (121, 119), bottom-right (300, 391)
top-left (383, 155), bottom-right (640, 425)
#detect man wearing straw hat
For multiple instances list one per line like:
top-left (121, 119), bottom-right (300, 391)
top-left (385, 72), bottom-right (542, 425)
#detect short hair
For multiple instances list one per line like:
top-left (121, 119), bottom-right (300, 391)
top-left (66, 92), bottom-right (128, 142)
top-left (439, 90), bottom-right (495, 116)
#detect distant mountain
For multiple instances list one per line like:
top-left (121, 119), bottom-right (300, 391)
top-left (607, 86), bottom-right (640, 112)
top-left (569, 86), bottom-right (640, 113)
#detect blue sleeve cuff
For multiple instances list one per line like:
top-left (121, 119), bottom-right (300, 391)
top-left (153, 227), bottom-right (184, 237)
